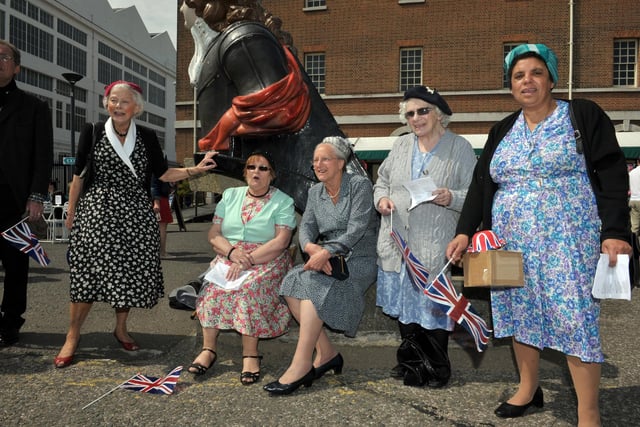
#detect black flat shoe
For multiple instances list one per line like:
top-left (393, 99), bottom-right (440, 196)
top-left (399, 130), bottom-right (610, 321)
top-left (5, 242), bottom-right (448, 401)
top-left (494, 386), bottom-right (544, 418)
top-left (188, 347), bottom-right (217, 376)
top-left (263, 368), bottom-right (315, 395)
top-left (314, 353), bottom-right (343, 380)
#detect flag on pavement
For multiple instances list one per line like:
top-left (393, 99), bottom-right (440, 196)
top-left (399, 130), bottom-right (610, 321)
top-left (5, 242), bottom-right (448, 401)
top-left (120, 366), bottom-right (183, 395)
top-left (1, 219), bottom-right (50, 266)
top-left (390, 228), bottom-right (491, 352)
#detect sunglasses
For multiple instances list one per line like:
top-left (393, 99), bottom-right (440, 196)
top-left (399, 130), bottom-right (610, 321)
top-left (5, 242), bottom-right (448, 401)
top-left (404, 107), bottom-right (432, 120)
top-left (246, 165), bottom-right (271, 172)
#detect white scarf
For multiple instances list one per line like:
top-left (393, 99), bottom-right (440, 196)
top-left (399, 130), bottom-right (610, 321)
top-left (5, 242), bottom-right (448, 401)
top-left (105, 117), bottom-right (138, 178)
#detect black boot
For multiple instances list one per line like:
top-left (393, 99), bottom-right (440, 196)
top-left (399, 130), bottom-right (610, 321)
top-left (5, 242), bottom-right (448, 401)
top-left (0, 314), bottom-right (24, 347)
top-left (391, 322), bottom-right (421, 378)
top-left (421, 328), bottom-right (451, 387)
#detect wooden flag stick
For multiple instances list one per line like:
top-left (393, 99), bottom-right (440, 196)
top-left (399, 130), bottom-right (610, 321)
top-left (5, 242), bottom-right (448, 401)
top-left (82, 374), bottom-right (138, 410)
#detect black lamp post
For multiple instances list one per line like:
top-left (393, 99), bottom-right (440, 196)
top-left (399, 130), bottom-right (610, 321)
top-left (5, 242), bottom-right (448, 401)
top-left (62, 72), bottom-right (84, 157)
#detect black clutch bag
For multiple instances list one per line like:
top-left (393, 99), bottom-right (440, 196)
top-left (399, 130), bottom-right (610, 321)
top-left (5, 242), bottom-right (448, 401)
top-left (301, 252), bottom-right (350, 280)
top-left (328, 255), bottom-right (349, 280)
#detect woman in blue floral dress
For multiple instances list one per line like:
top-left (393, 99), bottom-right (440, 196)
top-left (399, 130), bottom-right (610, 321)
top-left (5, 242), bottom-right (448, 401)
top-left (447, 44), bottom-right (631, 425)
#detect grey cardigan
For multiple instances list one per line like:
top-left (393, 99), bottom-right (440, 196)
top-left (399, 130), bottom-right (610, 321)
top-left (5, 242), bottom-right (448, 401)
top-left (374, 130), bottom-right (477, 272)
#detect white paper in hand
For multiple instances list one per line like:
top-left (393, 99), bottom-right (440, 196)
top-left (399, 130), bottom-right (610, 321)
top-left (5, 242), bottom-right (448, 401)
top-left (402, 176), bottom-right (438, 211)
top-left (204, 262), bottom-right (252, 291)
top-left (592, 254), bottom-right (631, 300)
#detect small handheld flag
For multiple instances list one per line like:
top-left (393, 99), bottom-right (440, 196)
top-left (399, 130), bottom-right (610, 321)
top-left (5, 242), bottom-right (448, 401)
top-left (389, 225), bottom-right (492, 352)
top-left (82, 366), bottom-right (183, 409)
top-left (120, 366), bottom-right (183, 395)
top-left (1, 218), bottom-right (50, 266)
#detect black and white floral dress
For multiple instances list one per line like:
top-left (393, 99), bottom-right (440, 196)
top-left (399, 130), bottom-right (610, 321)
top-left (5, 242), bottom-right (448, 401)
top-left (69, 123), bottom-right (167, 308)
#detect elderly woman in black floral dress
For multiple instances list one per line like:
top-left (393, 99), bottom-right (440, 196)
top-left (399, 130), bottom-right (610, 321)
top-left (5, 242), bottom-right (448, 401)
top-left (54, 81), bottom-right (216, 368)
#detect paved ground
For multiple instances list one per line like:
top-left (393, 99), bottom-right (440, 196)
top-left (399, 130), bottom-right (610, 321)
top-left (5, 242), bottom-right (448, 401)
top-left (1, 206), bottom-right (639, 426)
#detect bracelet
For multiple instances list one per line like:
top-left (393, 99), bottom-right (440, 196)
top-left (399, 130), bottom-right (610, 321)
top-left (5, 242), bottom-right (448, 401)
top-left (186, 167), bottom-right (193, 177)
top-left (227, 247), bottom-right (236, 261)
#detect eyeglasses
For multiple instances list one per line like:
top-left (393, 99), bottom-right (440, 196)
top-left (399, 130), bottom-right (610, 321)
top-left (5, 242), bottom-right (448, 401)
top-left (404, 107), bottom-right (432, 120)
top-left (0, 54), bottom-right (14, 63)
top-left (312, 157), bottom-right (337, 165)
top-left (246, 165), bottom-right (271, 172)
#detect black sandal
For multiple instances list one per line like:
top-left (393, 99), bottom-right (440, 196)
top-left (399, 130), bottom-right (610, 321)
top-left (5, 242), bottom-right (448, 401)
top-left (240, 355), bottom-right (263, 385)
top-left (188, 347), bottom-right (217, 376)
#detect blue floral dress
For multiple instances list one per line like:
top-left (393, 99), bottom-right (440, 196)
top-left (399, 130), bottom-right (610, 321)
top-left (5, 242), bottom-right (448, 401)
top-left (490, 100), bottom-right (603, 363)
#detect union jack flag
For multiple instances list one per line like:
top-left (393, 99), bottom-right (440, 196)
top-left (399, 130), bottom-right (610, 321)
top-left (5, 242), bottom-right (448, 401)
top-left (390, 228), bottom-right (429, 291)
top-left (120, 366), bottom-right (183, 395)
top-left (1, 220), bottom-right (50, 267)
top-left (426, 272), bottom-right (492, 352)
top-left (468, 230), bottom-right (506, 253)
top-left (390, 228), bottom-right (491, 352)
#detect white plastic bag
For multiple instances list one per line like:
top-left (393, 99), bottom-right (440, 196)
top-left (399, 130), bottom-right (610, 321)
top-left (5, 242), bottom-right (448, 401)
top-left (592, 254), bottom-right (631, 300)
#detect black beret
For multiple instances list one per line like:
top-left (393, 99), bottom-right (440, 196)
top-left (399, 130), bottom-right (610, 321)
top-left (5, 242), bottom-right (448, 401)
top-left (403, 86), bottom-right (452, 116)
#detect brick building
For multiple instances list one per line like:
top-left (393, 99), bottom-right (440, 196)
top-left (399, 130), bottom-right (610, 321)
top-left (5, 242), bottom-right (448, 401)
top-left (175, 0), bottom-right (640, 165)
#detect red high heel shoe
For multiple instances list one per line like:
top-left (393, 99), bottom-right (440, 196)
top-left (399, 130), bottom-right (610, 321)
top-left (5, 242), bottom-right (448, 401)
top-left (113, 332), bottom-right (140, 351)
top-left (54, 354), bottom-right (74, 369)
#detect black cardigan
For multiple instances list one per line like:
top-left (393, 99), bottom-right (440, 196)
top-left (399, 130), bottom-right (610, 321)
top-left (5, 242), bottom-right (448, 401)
top-left (456, 98), bottom-right (630, 244)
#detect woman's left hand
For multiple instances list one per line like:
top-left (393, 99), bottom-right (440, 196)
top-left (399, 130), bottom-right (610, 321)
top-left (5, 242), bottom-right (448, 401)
top-left (432, 187), bottom-right (452, 207)
top-left (194, 150), bottom-right (218, 174)
top-left (601, 238), bottom-right (633, 266)
top-left (302, 244), bottom-right (332, 273)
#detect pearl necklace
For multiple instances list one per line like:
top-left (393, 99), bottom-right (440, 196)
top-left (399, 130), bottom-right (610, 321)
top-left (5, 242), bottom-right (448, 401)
top-left (326, 188), bottom-right (340, 199)
top-left (114, 128), bottom-right (129, 137)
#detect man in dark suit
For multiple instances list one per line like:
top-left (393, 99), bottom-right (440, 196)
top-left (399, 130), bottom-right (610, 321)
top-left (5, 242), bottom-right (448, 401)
top-left (0, 40), bottom-right (53, 346)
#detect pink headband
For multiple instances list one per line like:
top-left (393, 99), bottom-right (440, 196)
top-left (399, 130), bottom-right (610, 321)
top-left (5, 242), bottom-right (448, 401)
top-left (104, 80), bottom-right (143, 97)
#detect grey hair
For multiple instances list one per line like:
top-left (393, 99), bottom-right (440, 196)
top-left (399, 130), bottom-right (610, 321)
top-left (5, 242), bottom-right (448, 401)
top-left (398, 100), bottom-right (451, 128)
top-left (319, 136), bottom-right (352, 161)
top-left (102, 82), bottom-right (145, 117)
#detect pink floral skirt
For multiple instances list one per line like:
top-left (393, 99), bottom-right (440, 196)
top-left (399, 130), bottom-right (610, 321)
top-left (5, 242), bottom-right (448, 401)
top-left (196, 242), bottom-right (292, 338)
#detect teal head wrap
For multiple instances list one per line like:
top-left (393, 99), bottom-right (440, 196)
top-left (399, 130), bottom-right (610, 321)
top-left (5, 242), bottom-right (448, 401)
top-left (504, 43), bottom-right (558, 83)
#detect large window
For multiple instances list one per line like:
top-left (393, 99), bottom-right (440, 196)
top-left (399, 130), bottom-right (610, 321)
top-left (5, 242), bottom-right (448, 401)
top-left (304, 52), bottom-right (325, 94)
top-left (399, 47), bottom-right (422, 91)
top-left (98, 59), bottom-right (122, 85)
top-left (15, 66), bottom-right (53, 91)
top-left (10, 16), bottom-right (53, 62)
top-left (57, 39), bottom-right (86, 75)
top-left (124, 72), bottom-right (147, 99)
top-left (57, 19), bottom-right (87, 46)
top-left (98, 41), bottom-right (122, 63)
top-left (613, 39), bottom-right (637, 87)
top-left (503, 42), bottom-right (524, 87)
top-left (149, 69), bottom-right (166, 87)
top-left (125, 56), bottom-right (148, 77)
top-left (148, 84), bottom-right (166, 108)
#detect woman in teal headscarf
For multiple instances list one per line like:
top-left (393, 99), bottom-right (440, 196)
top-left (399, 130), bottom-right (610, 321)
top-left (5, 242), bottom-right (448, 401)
top-left (447, 43), bottom-right (631, 425)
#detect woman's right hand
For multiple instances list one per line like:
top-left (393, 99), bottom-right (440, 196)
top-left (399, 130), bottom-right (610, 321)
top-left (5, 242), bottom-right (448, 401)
top-left (446, 234), bottom-right (469, 263)
top-left (302, 243), bottom-right (332, 273)
top-left (377, 197), bottom-right (395, 216)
